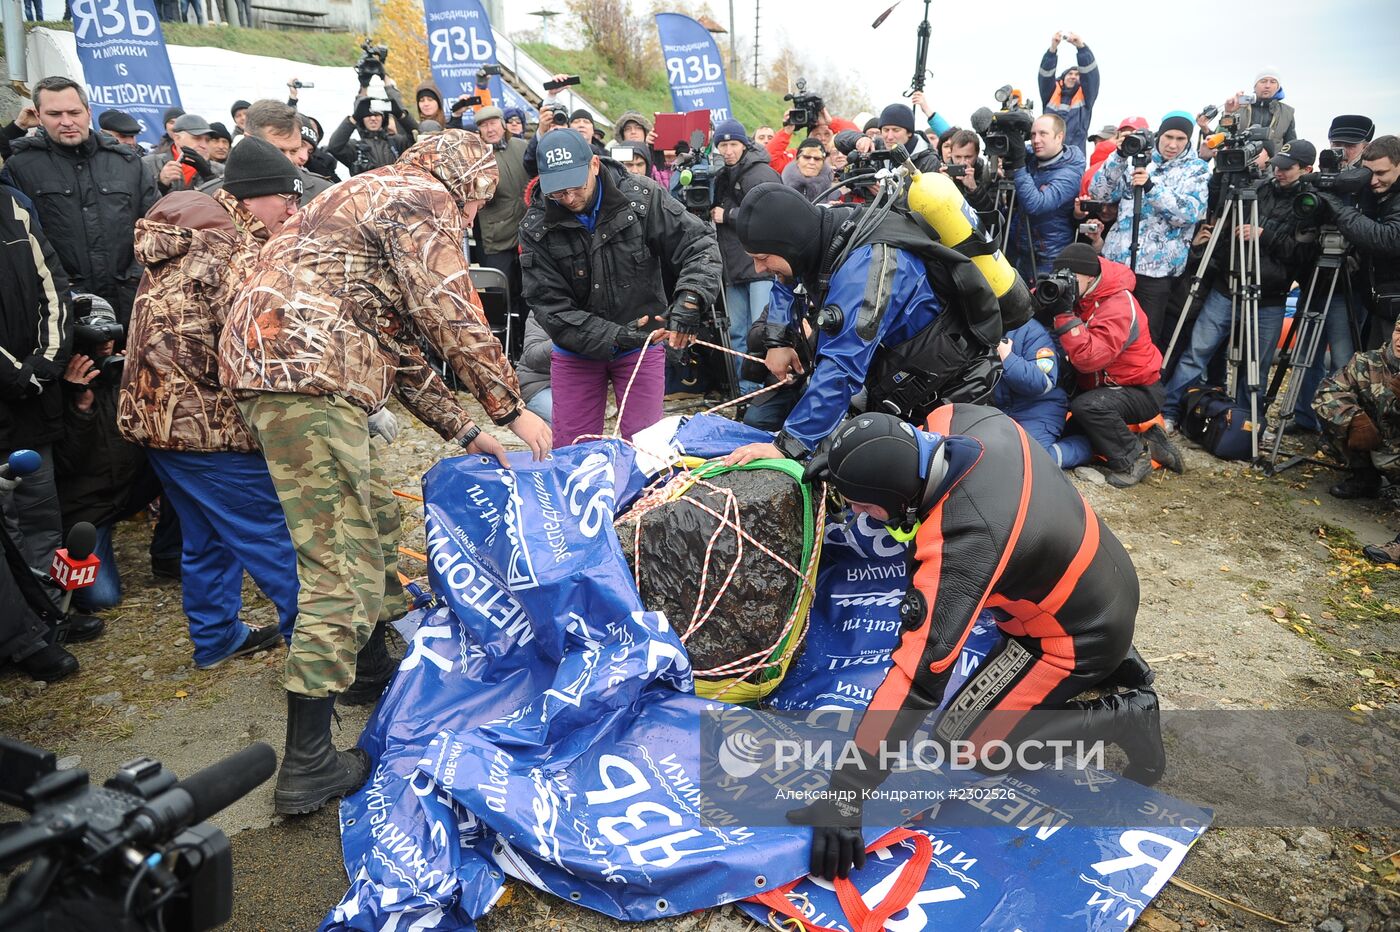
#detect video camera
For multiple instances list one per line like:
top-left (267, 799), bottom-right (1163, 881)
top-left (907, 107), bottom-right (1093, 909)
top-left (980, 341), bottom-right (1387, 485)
top-left (783, 78), bottom-right (825, 132)
top-left (970, 86), bottom-right (1035, 159)
top-left (73, 294), bottom-right (125, 388)
top-left (1292, 151), bottom-right (1373, 219)
top-left (1079, 199), bottom-right (1112, 220)
top-left (355, 39), bottom-right (389, 87)
top-left (673, 131), bottom-right (722, 213)
top-left (0, 739), bottom-right (275, 931)
top-left (1205, 118), bottom-right (1270, 174)
top-left (1033, 268), bottom-right (1079, 318)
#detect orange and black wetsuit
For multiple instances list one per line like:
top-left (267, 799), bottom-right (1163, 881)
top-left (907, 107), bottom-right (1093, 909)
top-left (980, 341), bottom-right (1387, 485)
top-left (854, 403), bottom-right (1138, 760)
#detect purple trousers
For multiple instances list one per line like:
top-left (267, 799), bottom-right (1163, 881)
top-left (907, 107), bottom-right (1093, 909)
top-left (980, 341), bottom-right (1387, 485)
top-left (550, 346), bottom-right (666, 448)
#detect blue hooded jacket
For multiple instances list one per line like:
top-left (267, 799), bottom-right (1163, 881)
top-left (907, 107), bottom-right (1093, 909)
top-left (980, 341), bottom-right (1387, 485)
top-left (1090, 146), bottom-right (1210, 279)
top-left (992, 319), bottom-right (1068, 451)
top-left (1010, 143), bottom-right (1086, 280)
top-left (1038, 45), bottom-right (1101, 153)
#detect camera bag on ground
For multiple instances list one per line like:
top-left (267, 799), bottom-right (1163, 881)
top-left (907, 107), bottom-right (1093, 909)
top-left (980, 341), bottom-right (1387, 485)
top-left (1180, 385), bottom-right (1256, 461)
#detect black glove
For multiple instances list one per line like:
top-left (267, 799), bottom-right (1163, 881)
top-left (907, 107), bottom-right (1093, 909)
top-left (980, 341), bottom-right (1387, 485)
top-left (786, 788), bottom-right (866, 881)
top-left (614, 317), bottom-right (656, 351)
top-left (179, 148), bottom-right (213, 180)
top-left (1003, 143), bottom-right (1027, 172)
top-left (666, 289), bottom-right (705, 337)
top-left (1316, 192), bottom-right (1346, 222)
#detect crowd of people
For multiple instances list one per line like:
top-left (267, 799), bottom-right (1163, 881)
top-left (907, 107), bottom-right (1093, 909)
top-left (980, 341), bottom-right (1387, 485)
top-left (3, 32), bottom-right (1399, 834)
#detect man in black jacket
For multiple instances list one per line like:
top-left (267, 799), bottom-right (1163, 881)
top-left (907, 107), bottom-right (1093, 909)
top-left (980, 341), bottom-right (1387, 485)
top-left (710, 119), bottom-right (781, 393)
top-left (327, 84), bottom-right (416, 176)
top-left (0, 76), bottom-right (158, 327)
top-left (520, 131), bottom-right (721, 447)
top-left (0, 186), bottom-right (87, 680)
top-left (1162, 140), bottom-right (1322, 429)
top-left (1323, 135), bottom-right (1400, 347)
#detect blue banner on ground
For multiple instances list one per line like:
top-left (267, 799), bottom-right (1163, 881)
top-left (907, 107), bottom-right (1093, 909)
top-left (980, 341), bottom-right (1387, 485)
top-left (325, 423), bottom-right (1210, 931)
top-left (70, 0), bottom-right (181, 146)
top-left (422, 0), bottom-right (505, 113)
top-left (654, 12), bottom-right (733, 123)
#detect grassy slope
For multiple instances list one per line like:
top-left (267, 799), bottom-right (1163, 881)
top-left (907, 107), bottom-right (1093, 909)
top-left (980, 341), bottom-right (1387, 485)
top-left (521, 42), bottom-right (789, 131)
top-left (11, 21), bottom-right (362, 66)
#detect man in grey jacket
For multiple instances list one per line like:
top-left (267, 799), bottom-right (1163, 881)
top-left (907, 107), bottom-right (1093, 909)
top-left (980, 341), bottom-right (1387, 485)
top-left (474, 107), bottom-right (530, 359)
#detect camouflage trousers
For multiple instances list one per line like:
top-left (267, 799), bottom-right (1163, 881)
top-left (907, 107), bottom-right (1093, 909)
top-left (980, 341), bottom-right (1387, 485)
top-left (240, 392), bottom-right (406, 697)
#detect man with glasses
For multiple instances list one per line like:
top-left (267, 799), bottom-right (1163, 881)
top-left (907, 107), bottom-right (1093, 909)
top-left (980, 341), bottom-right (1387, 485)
top-left (521, 131), bottom-right (720, 447)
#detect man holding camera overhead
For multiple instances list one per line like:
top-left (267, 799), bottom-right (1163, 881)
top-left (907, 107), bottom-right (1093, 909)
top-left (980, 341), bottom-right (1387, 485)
top-left (1089, 113), bottom-right (1210, 348)
top-left (327, 53), bottom-right (416, 177)
top-left (1038, 31), bottom-right (1101, 153)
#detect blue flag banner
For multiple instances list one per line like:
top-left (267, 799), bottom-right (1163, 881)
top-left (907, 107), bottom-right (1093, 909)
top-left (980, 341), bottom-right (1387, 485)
top-left (422, 0), bottom-right (506, 113)
top-left (654, 12), bottom-right (733, 123)
top-left (69, 0), bottom-right (181, 146)
top-left (324, 420), bottom-right (1210, 932)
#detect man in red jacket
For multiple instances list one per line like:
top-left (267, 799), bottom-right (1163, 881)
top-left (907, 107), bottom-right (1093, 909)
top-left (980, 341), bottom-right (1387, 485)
top-left (1049, 243), bottom-right (1181, 487)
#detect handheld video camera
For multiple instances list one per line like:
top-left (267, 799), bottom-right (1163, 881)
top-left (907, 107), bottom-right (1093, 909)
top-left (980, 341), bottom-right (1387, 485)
top-left (0, 739), bottom-right (275, 932)
top-left (971, 86), bottom-right (1035, 159)
top-left (1033, 268), bottom-right (1079, 317)
top-left (783, 78), bottom-right (826, 132)
top-left (355, 39), bottom-right (389, 87)
top-left (674, 131), bottom-right (722, 213)
top-left (73, 294), bottom-right (125, 388)
top-left (290, 80), bottom-right (315, 89)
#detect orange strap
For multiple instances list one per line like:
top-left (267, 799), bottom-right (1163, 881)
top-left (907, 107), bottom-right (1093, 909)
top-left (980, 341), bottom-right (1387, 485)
top-left (747, 828), bottom-right (934, 932)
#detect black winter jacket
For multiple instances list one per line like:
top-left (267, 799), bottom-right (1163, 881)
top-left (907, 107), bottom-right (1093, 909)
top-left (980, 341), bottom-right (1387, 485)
top-left (1331, 185), bottom-right (1400, 306)
top-left (55, 381), bottom-right (146, 530)
top-left (714, 145), bottom-right (781, 284)
top-left (0, 130), bottom-right (157, 321)
top-left (520, 161), bottom-right (721, 360)
top-left (0, 187), bottom-right (71, 449)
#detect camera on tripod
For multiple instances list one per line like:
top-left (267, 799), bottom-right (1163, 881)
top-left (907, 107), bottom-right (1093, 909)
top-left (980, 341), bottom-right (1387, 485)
top-left (1206, 121), bottom-right (1270, 174)
top-left (0, 738), bottom-right (275, 931)
top-left (1291, 154), bottom-right (1373, 219)
top-left (1119, 129), bottom-right (1155, 167)
top-left (970, 86), bottom-right (1035, 159)
top-left (355, 38), bottom-right (389, 86)
top-left (73, 294), bottom-right (125, 388)
top-left (1033, 268), bottom-right (1079, 317)
top-left (673, 131), bottom-right (721, 213)
top-left (783, 78), bottom-right (825, 132)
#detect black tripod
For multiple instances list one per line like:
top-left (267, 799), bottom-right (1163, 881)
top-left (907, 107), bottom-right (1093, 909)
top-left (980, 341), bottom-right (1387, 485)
top-left (987, 158), bottom-right (1037, 280)
top-left (1259, 226), bottom-right (1354, 473)
top-left (1161, 175), bottom-right (1265, 457)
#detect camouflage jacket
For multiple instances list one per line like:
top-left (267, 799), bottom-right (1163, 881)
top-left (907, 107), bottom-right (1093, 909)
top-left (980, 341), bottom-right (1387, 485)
top-left (118, 189), bottom-right (267, 453)
top-left (1313, 341), bottom-right (1400, 454)
top-left (217, 132), bottom-right (522, 440)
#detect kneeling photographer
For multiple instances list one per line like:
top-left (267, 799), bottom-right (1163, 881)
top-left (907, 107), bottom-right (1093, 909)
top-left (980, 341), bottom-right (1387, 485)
top-left (1161, 140), bottom-right (1323, 430)
top-left (1089, 113), bottom-right (1210, 348)
top-left (1043, 244), bottom-right (1181, 487)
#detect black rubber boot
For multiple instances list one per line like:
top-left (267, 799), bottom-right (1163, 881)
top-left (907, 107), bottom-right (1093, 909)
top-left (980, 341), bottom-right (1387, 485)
top-left (275, 691), bottom-right (370, 815)
top-left (1099, 645), bottom-right (1156, 691)
top-left (339, 621), bottom-right (396, 707)
top-left (1330, 466), bottom-right (1382, 500)
top-left (1068, 687), bottom-right (1167, 786)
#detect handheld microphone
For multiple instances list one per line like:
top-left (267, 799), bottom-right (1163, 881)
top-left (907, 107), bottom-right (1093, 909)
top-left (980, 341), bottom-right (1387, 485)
top-left (3, 449), bottom-right (42, 479)
top-left (50, 522), bottom-right (100, 592)
top-left (124, 742), bottom-right (277, 844)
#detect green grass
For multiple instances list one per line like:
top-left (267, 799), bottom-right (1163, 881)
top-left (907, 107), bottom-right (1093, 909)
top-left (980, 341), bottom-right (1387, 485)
top-left (520, 42), bottom-right (790, 131)
top-left (9, 20), bottom-right (361, 67)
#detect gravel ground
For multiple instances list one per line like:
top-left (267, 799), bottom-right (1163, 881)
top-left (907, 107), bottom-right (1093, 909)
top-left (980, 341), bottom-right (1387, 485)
top-left (3, 399), bottom-right (1398, 931)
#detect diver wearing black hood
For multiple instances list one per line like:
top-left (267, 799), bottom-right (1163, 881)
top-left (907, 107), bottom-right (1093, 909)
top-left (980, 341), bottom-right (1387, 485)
top-left (722, 182), bottom-right (1011, 467)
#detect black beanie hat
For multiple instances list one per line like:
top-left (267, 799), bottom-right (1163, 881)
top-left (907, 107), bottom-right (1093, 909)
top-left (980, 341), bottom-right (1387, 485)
top-left (223, 136), bottom-right (303, 200)
top-left (230, 99), bottom-right (251, 118)
top-left (1157, 112), bottom-right (1195, 140)
top-left (863, 117), bottom-right (879, 133)
top-left (162, 106), bottom-right (185, 126)
top-left (797, 134), bottom-right (826, 153)
top-left (733, 183), bottom-right (824, 277)
top-left (878, 103), bottom-right (916, 134)
top-left (570, 108), bottom-right (594, 124)
top-left (1053, 242), bottom-right (1102, 277)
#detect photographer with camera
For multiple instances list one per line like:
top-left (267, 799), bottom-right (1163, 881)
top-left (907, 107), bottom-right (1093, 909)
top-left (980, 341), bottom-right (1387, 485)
top-left (1160, 140), bottom-right (1322, 432)
top-left (1038, 31), bottom-right (1101, 152)
top-left (143, 113), bottom-right (221, 195)
top-left (767, 81), bottom-right (848, 174)
top-left (848, 104), bottom-right (942, 174)
top-left (521, 132), bottom-right (721, 447)
top-left (328, 47), bottom-right (415, 177)
top-left (942, 129), bottom-right (996, 213)
top-left (1329, 114), bottom-right (1375, 169)
top-left (1203, 70), bottom-right (1296, 158)
top-left (1045, 244), bottom-right (1180, 487)
top-left (524, 101), bottom-right (572, 177)
top-left (1007, 114), bottom-right (1086, 280)
top-left (711, 120), bottom-right (782, 394)
top-left (1089, 113), bottom-right (1210, 348)
top-left (1, 77), bottom-right (159, 328)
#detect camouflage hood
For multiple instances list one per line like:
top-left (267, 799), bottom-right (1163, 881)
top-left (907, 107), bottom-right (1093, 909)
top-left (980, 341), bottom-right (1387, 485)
top-left (396, 129), bottom-right (498, 211)
top-left (135, 190), bottom-right (238, 267)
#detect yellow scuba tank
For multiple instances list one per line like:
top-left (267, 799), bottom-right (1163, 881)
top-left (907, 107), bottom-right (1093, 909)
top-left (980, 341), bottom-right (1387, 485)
top-left (902, 160), bottom-right (1033, 329)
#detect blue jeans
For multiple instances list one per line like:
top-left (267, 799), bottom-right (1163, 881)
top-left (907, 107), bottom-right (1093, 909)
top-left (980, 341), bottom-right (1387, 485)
top-left (149, 449), bottom-right (299, 666)
top-left (180, 0), bottom-right (203, 23)
top-left (23, 0), bottom-right (42, 19)
top-left (1163, 289), bottom-right (1284, 421)
top-left (525, 387), bottom-right (553, 423)
top-left (725, 279), bottom-right (774, 395)
top-left (73, 523), bottom-right (121, 611)
top-left (1292, 291), bottom-right (1357, 431)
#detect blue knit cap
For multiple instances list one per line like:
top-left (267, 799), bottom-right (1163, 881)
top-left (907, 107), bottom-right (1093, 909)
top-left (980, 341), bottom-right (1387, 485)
top-left (712, 119), bottom-right (750, 146)
top-left (1158, 110), bottom-right (1195, 138)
